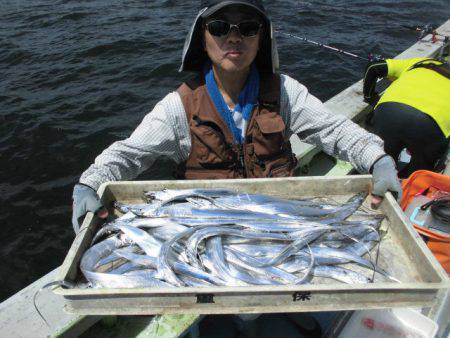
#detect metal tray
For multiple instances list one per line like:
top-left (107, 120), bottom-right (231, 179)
top-left (54, 176), bottom-right (449, 315)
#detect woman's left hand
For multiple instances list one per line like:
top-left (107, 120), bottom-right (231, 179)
top-left (371, 155), bottom-right (403, 207)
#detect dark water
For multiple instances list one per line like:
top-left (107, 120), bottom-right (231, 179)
top-left (0, 0), bottom-right (448, 301)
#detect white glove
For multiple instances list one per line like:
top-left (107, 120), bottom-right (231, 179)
top-left (372, 155), bottom-right (403, 201)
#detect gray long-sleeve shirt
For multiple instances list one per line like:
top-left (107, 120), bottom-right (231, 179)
top-left (80, 74), bottom-right (385, 190)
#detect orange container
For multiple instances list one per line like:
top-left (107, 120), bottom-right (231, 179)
top-left (401, 170), bottom-right (450, 274)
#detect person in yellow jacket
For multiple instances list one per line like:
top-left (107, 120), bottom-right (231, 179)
top-left (363, 57), bottom-right (449, 178)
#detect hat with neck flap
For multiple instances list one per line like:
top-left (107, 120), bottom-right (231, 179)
top-left (179, 0), bottom-right (279, 74)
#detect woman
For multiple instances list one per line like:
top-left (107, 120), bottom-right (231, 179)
top-left (72, 0), bottom-right (401, 231)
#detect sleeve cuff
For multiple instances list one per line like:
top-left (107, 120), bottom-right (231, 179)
top-left (369, 154), bottom-right (390, 173)
top-left (359, 145), bottom-right (387, 174)
top-left (79, 177), bottom-right (102, 192)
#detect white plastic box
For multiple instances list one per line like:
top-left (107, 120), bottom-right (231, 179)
top-left (339, 308), bottom-right (438, 338)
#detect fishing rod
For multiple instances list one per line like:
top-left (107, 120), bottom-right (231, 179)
top-left (401, 24), bottom-right (449, 42)
top-left (277, 23), bottom-right (448, 63)
top-left (275, 30), bottom-right (383, 62)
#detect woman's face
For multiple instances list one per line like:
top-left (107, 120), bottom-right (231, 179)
top-left (204, 7), bottom-right (261, 74)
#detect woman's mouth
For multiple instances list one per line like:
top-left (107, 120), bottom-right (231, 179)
top-left (226, 50), bottom-right (243, 58)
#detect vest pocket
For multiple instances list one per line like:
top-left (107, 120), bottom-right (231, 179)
top-left (253, 112), bottom-right (286, 158)
top-left (267, 155), bottom-right (296, 177)
top-left (190, 118), bottom-right (233, 165)
top-left (269, 162), bottom-right (292, 177)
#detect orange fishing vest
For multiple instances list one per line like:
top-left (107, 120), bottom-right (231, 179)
top-left (176, 73), bottom-right (297, 179)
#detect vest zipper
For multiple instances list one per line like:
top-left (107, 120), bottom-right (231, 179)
top-left (237, 144), bottom-right (246, 178)
top-left (240, 109), bottom-right (257, 178)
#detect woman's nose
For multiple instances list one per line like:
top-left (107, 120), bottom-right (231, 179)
top-left (227, 27), bottom-right (242, 43)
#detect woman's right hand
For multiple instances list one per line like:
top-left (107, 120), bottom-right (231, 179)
top-left (71, 184), bottom-right (108, 233)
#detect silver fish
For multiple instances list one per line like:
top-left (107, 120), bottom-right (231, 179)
top-left (116, 250), bottom-right (224, 285)
top-left (254, 228), bottom-right (328, 267)
top-left (81, 236), bottom-right (126, 273)
top-left (185, 226), bottom-right (291, 268)
top-left (296, 245), bottom-right (389, 277)
top-left (157, 226), bottom-right (201, 286)
top-left (227, 248), bottom-right (305, 284)
top-left (80, 236), bottom-right (168, 288)
top-left (145, 188), bottom-right (237, 201)
top-left (82, 269), bottom-right (171, 288)
top-left (118, 225), bottom-right (162, 257)
top-left (108, 261), bottom-right (145, 275)
top-left (215, 193), bottom-right (340, 217)
top-left (155, 206), bottom-right (300, 221)
top-left (204, 237), bottom-right (254, 286)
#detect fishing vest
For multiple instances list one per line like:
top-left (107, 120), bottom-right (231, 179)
top-left (176, 73), bottom-right (297, 179)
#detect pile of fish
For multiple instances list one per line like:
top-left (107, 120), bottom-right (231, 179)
top-left (79, 188), bottom-right (398, 288)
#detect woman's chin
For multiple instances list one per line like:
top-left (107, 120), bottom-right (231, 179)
top-left (218, 60), bottom-right (251, 74)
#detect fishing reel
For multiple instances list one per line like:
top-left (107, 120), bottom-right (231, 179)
top-left (402, 24), bottom-right (439, 41)
top-left (368, 53), bottom-right (384, 62)
top-left (417, 24), bottom-right (437, 40)
top-left (405, 23), bottom-right (450, 44)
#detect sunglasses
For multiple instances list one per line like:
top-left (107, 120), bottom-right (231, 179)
top-left (205, 20), bottom-right (262, 38)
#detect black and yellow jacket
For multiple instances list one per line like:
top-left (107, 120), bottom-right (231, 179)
top-left (364, 58), bottom-right (450, 137)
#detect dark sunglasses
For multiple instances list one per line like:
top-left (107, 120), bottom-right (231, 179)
top-left (205, 20), bottom-right (262, 38)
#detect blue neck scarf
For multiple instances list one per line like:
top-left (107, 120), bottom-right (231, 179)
top-left (205, 63), bottom-right (260, 144)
